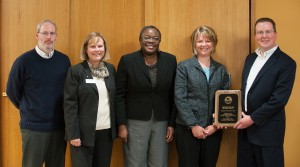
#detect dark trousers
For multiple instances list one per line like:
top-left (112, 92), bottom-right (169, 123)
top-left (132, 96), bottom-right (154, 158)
top-left (71, 128), bottom-right (113, 167)
top-left (237, 130), bottom-right (284, 167)
top-left (175, 124), bottom-right (222, 167)
top-left (21, 129), bottom-right (66, 167)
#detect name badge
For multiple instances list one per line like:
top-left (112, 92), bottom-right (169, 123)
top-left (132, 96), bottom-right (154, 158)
top-left (85, 79), bottom-right (95, 83)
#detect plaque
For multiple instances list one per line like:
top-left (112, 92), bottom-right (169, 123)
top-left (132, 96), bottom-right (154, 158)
top-left (214, 90), bottom-right (242, 127)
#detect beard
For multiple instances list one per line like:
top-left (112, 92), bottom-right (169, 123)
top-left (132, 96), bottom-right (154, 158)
top-left (41, 42), bottom-right (54, 52)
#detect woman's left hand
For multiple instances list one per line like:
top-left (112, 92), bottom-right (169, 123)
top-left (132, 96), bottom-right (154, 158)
top-left (204, 125), bottom-right (217, 136)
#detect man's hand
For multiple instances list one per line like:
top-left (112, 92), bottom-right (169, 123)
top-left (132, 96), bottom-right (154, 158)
top-left (234, 112), bottom-right (254, 129)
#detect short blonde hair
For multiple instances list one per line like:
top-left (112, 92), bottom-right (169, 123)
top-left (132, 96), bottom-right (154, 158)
top-left (80, 32), bottom-right (110, 60)
top-left (191, 25), bottom-right (218, 56)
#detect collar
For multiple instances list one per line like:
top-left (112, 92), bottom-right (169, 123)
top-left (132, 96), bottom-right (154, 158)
top-left (35, 45), bottom-right (54, 59)
top-left (255, 45), bottom-right (278, 59)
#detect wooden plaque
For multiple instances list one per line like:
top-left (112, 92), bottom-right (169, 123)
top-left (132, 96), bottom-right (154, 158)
top-left (214, 90), bottom-right (242, 127)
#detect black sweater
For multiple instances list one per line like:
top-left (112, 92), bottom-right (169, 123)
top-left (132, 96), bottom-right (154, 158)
top-left (6, 49), bottom-right (71, 131)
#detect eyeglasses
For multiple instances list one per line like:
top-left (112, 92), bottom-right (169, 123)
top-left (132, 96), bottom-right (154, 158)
top-left (142, 36), bottom-right (160, 42)
top-left (38, 32), bottom-right (57, 36)
top-left (255, 30), bottom-right (274, 36)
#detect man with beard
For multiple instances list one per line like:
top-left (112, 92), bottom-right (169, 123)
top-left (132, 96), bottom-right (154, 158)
top-left (6, 20), bottom-right (70, 167)
top-left (116, 25), bottom-right (177, 167)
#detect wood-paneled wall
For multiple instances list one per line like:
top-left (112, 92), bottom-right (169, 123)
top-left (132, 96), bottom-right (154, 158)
top-left (0, 0), bottom-right (250, 166)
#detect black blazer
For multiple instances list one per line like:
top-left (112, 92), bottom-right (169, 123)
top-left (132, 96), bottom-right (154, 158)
top-left (64, 61), bottom-right (116, 146)
top-left (241, 47), bottom-right (296, 146)
top-left (115, 50), bottom-right (177, 127)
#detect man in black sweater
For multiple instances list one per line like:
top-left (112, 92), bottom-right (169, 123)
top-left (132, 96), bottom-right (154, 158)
top-left (6, 20), bottom-right (71, 167)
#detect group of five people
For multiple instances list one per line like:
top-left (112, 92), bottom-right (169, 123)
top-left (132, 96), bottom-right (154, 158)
top-left (6, 17), bottom-right (296, 167)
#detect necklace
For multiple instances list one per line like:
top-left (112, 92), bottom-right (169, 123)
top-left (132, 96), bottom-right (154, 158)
top-left (144, 54), bottom-right (158, 66)
top-left (145, 60), bottom-right (157, 66)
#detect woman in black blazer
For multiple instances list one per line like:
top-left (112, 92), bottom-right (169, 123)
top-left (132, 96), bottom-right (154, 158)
top-left (64, 32), bottom-right (116, 167)
top-left (116, 26), bottom-right (177, 167)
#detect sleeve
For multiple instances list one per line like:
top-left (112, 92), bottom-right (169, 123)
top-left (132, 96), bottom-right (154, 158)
top-left (174, 63), bottom-right (198, 126)
top-left (6, 58), bottom-right (25, 109)
top-left (221, 66), bottom-right (230, 90)
top-left (64, 67), bottom-right (81, 140)
top-left (115, 57), bottom-right (128, 126)
top-left (168, 56), bottom-right (177, 127)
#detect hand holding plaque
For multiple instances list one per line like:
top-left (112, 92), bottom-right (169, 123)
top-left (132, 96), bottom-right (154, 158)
top-left (214, 90), bottom-right (242, 127)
